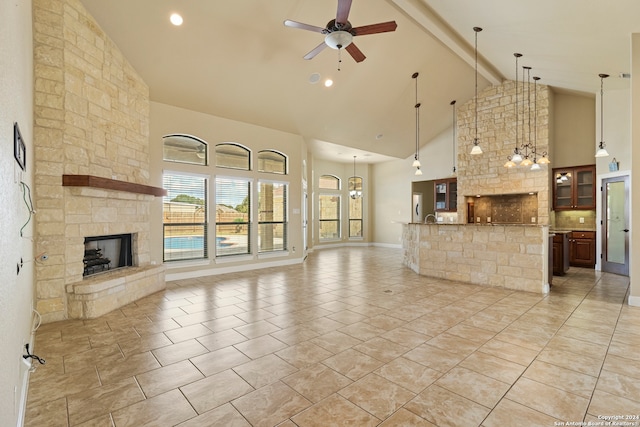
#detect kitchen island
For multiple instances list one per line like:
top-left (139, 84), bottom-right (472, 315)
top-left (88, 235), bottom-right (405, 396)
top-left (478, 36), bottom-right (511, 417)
top-left (402, 223), bottom-right (550, 294)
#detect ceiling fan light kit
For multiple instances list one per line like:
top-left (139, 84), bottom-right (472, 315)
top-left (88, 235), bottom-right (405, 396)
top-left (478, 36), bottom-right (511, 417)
top-left (325, 31), bottom-right (353, 49)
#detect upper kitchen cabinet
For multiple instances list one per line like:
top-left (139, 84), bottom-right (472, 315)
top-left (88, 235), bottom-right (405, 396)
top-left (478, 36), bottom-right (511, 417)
top-left (435, 178), bottom-right (457, 212)
top-left (553, 165), bottom-right (596, 210)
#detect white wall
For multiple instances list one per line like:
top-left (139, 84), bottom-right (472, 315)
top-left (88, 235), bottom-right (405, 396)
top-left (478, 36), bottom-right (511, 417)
top-left (630, 34), bottom-right (640, 305)
top-left (0, 0), bottom-right (35, 424)
top-left (372, 126), bottom-right (455, 245)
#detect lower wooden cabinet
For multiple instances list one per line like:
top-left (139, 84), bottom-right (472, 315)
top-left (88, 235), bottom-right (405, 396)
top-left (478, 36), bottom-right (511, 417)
top-left (569, 231), bottom-right (596, 268)
top-left (552, 233), bottom-right (570, 275)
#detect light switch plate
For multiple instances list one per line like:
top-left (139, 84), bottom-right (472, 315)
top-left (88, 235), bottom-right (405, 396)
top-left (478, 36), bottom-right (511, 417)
top-left (579, 217), bottom-right (585, 223)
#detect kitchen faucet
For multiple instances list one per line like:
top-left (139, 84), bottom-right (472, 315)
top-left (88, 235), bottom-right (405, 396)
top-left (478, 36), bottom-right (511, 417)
top-left (424, 213), bottom-right (437, 224)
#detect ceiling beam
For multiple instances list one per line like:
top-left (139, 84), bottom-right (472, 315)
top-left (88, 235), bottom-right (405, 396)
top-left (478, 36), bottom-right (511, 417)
top-left (390, 0), bottom-right (503, 86)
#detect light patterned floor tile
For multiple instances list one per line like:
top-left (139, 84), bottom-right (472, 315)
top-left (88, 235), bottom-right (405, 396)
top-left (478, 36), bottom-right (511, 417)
top-left (290, 394), bottom-right (379, 427)
top-left (231, 381), bottom-right (312, 427)
top-left (23, 248), bottom-right (637, 427)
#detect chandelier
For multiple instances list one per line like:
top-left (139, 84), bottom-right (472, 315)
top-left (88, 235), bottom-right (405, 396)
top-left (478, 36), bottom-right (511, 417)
top-left (349, 155), bottom-right (362, 199)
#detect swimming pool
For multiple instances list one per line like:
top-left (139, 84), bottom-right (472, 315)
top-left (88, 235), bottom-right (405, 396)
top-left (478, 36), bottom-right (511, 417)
top-left (164, 236), bottom-right (232, 249)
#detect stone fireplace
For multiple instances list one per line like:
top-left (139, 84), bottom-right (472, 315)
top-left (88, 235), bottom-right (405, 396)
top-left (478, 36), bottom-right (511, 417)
top-left (32, 0), bottom-right (166, 322)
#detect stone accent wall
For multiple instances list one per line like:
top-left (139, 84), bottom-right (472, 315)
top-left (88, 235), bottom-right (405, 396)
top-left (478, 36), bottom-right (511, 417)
top-left (33, 0), bottom-right (164, 322)
top-left (456, 80), bottom-right (551, 225)
top-left (403, 223), bottom-right (549, 294)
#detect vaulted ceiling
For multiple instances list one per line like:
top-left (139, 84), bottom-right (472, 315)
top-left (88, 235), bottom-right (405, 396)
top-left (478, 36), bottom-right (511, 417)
top-left (80, 0), bottom-right (639, 163)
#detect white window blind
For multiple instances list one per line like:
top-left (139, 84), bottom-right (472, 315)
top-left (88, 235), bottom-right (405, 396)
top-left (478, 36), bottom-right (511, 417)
top-left (162, 173), bottom-right (208, 261)
top-left (215, 177), bottom-right (251, 256)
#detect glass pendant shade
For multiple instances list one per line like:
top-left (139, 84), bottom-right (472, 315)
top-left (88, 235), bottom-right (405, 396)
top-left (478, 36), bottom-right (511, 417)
top-left (512, 151), bottom-right (523, 163)
top-left (415, 167), bottom-right (423, 176)
top-left (470, 144), bottom-right (483, 155)
top-left (412, 158), bottom-right (421, 167)
top-left (530, 162), bottom-right (541, 171)
top-left (595, 143), bottom-right (609, 157)
top-left (504, 159), bottom-right (516, 168)
top-left (537, 155), bottom-right (550, 165)
top-left (520, 157), bottom-right (533, 167)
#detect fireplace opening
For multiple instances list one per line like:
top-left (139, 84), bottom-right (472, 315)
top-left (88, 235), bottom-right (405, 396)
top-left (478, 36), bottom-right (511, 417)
top-left (84, 234), bottom-right (133, 277)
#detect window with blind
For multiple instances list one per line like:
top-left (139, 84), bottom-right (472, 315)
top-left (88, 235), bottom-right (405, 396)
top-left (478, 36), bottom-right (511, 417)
top-left (162, 173), bottom-right (208, 261)
top-left (319, 194), bottom-right (340, 240)
top-left (215, 177), bottom-right (251, 256)
top-left (258, 181), bottom-right (287, 252)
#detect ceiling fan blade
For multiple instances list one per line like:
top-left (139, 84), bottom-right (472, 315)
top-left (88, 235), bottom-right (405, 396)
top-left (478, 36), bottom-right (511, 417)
top-left (304, 42), bottom-right (328, 60)
top-left (352, 21), bottom-right (398, 36)
top-left (284, 20), bottom-right (326, 33)
top-left (336, 0), bottom-right (353, 24)
top-left (345, 43), bottom-right (366, 63)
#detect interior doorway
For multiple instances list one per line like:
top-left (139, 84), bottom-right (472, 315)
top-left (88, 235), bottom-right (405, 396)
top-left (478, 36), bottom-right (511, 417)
top-left (601, 175), bottom-right (629, 275)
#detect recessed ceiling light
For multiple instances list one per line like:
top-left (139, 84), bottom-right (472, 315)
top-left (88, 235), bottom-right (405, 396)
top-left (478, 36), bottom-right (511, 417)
top-left (324, 79), bottom-right (333, 88)
top-left (170, 13), bottom-right (183, 26)
top-left (309, 73), bottom-right (321, 84)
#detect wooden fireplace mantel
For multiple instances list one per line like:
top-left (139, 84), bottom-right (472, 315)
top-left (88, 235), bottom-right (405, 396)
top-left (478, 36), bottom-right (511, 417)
top-left (62, 175), bottom-right (167, 197)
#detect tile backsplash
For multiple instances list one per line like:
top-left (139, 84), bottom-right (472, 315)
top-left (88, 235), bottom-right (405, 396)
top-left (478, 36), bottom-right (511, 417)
top-left (553, 210), bottom-right (596, 230)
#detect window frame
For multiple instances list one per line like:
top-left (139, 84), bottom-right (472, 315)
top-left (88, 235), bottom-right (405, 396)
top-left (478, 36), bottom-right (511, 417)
top-left (162, 134), bottom-right (208, 166)
top-left (257, 150), bottom-right (288, 175)
top-left (214, 175), bottom-right (252, 257)
top-left (348, 176), bottom-right (363, 238)
top-left (215, 142), bottom-right (251, 171)
top-left (257, 179), bottom-right (288, 253)
top-left (162, 171), bottom-right (209, 262)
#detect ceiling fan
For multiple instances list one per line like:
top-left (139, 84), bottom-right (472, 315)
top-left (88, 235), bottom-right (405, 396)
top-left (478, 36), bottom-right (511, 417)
top-left (284, 0), bottom-right (397, 63)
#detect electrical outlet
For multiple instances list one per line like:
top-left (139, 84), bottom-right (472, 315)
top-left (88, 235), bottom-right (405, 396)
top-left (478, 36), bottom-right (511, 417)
top-left (487, 216), bottom-right (491, 223)
top-left (579, 217), bottom-right (585, 224)
top-left (531, 217), bottom-right (536, 223)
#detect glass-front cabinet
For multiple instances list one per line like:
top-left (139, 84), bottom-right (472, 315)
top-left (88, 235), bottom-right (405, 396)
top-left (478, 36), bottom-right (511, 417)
top-left (553, 165), bottom-right (595, 210)
top-left (434, 178), bottom-right (457, 212)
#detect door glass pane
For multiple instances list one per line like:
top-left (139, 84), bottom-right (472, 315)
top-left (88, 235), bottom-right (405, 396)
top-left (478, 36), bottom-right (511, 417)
top-left (606, 181), bottom-right (625, 264)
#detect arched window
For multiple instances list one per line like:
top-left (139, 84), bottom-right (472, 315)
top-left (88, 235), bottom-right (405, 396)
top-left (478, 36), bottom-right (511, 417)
top-left (257, 150), bottom-right (287, 174)
top-left (319, 174), bottom-right (340, 190)
top-left (163, 134), bottom-right (207, 165)
top-left (216, 143), bottom-right (250, 170)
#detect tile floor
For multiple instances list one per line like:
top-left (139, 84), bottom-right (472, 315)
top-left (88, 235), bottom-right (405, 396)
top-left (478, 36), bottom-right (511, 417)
top-left (24, 247), bottom-right (640, 426)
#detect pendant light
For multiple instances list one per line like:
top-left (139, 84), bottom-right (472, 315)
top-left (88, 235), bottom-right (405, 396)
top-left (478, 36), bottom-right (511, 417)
top-left (451, 100), bottom-right (457, 175)
top-left (411, 72), bottom-right (423, 173)
top-left (505, 53), bottom-right (522, 168)
top-left (349, 156), bottom-right (362, 199)
top-left (470, 27), bottom-right (483, 155)
top-left (533, 76), bottom-right (550, 166)
top-left (519, 66), bottom-right (533, 167)
top-left (530, 76), bottom-right (541, 170)
top-left (595, 73), bottom-right (610, 157)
